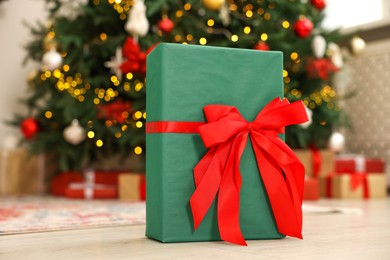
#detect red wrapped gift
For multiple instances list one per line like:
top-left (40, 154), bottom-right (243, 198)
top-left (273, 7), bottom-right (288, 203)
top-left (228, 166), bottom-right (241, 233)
top-left (319, 173), bottom-right (387, 199)
top-left (85, 170), bottom-right (121, 185)
top-left (51, 171), bottom-right (83, 196)
top-left (293, 149), bottom-right (334, 177)
top-left (335, 155), bottom-right (385, 173)
top-left (303, 177), bottom-right (319, 200)
top-left (65, 183), bottom-right (118, 199)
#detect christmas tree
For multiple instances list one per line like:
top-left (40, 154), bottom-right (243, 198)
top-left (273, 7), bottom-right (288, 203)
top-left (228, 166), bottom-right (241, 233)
top-left (14, 0), bottom-right (346, 171)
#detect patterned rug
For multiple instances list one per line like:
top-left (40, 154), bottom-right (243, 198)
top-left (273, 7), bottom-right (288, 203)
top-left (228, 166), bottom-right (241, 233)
top-left (0, 196), bottom-right (146, 235)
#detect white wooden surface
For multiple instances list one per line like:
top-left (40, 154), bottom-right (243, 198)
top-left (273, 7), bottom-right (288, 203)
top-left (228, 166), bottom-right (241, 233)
top-left (0, 199), bottom-right (389, 259)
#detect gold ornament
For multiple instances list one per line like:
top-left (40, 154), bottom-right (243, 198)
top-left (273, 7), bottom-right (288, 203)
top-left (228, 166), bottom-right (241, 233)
top-left (202, 0), bottom-right (226, 11)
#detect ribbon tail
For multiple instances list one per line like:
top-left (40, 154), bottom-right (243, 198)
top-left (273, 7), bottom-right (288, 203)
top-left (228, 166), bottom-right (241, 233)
top-left (251, 133), bottom-right (303, 239)
top-left (190, 143), bottom-right (230, 230)
top-left (218, 133), bottom-right (248, 246)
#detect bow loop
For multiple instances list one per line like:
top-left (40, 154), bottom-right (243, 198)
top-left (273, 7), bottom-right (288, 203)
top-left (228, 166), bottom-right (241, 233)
top-left (254, 99), bottom-right (308, 131)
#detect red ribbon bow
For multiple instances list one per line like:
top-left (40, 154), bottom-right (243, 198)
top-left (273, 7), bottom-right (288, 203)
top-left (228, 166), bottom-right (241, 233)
top-left (190, 98), bottom-right (308, 245)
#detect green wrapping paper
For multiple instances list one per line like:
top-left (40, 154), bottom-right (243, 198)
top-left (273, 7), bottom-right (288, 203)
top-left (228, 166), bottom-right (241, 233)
top-left (146, 43), bottom-right (284, 242)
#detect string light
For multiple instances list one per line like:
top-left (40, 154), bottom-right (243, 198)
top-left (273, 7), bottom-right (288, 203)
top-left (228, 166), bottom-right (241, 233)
top-left (87, 131), bottom-right (95, 138)
top-left (100, 33), bottom-right (107, 41)
top-left (115, 132), bottom-right (122, 138)
top-left (184, 3), bottom-right (191, 11)
top-left (199, 37), bottom-right (207, 45)
top-left (123, 82), bottom-right (130, 91)
top-left (244, 26), bottom-right (251, 34)
top-left (230, 4), bottom-right (237, 11)
top-left (96, 139), bottom-right (103, 147)
top-left (231, 35), bottom-right (239, 42)
top-left (245, 10), bottom-right (253, 18)
top-left (186, 34), bottom-right (193, 41)
top-left (45, 111), bottom-right (52, 119)
top-left (282, 20), bottom-right (290, 29)
top-left (136, 121), bottom-right (143, 128)
top-left (176, 10), bottom-right (183, 18)
top-left (174, 35), bottom-right (182, 42)
top-left (283, 70), bottom-right (288, 77)
top-left (126, 73), bottom-right (133, 80)
top-left (257, 8), bottom-right (264, 15)
top-left (134, 146), bottom-right (142, 155)
top-left (260, 33), bottom-right (268, 41)
top-left (264, 13), bottom-right (271, 20)
top-left (134, 111), bottom-right (143, 119)
top-left (290, 52), bottom-right (298, 60)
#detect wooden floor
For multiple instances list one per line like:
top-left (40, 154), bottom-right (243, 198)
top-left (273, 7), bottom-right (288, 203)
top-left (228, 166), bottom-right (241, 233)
top-left (1, 199), bottom-right (389, 259)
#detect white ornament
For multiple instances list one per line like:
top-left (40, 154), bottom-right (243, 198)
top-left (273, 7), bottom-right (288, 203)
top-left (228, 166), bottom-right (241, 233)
top-left (329, 132), bottom-right (345, 152)
top-left (350, 36), bottom-right (366, 55)
top-left (125, 0), bottom-right (149, 39)
top-left (104, 47), bottom-right (124, 81)
top-left (42, 48), bottom-right (63, 71)
top-left (311, 35), bottom-right (326, 58)
top-left (300, 106), bottom-right (313, 129)
top-left (219, 3), bottom-right (230, 26)
top-left (327, 43), bottom-right (343, 68)
top-left (55, 0), bottom-right (89, 21)
top-left (63, 119), bottom-right (86, 145)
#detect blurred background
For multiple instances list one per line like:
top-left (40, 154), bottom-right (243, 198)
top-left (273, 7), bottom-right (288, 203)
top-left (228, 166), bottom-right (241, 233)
top-left (0, 0), bottom-right (389, 200)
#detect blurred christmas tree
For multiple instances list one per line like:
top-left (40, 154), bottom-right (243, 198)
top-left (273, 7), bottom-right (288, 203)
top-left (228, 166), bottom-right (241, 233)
top-left (14, 0), bottom-right (348, 171)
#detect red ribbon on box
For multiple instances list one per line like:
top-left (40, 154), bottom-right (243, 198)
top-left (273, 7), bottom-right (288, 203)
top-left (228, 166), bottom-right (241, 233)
top-left (146, 98), bottom-right (308, 245)
top-left (310, 147), bottom-right (321, 178)
top-left (325, 173), bottom-right (369, 199)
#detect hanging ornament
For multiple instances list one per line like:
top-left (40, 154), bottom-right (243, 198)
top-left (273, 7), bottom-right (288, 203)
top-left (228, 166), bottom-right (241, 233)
top-left (311, 35), bottom-right (326, 58)
top-left (21, 118), bottom-right (39, 140)
top-left (120, 37), bottom-right (157, 76)
top-left (293, 17), bottom-right (313, 38)
top-left (311, 0), bottom-right (326, 10)
top-left (254, 41), bottom-right (270, 51)
top-left (104, 47), bottom-right (124, 81)
top-left (329, 132), bottom-right (345, 153)
top-left (307, 58), bottom-right (338, 80)
top-left (63, 119), bottom-right (86, 145)
top-left (97, 100), bottom-right (132, 124)
top-left (202, 0), bottom-right (226, 11)
top-left (52, 0), bottom-right (89, 21)
top-left (42, 48), bottom-right (63, 71)
top-left (300, 106), bottom-right (313, 129)
top-left (350, 36), bottom-right (366, 55)
top-left (327, 42), bottom-right (343, 68)
top-left (219, 3), bottom-right (231, 26)
top-left (125, 0), bottom-right (149, 40)
top-left (158, 17), bottom-right (174, 34)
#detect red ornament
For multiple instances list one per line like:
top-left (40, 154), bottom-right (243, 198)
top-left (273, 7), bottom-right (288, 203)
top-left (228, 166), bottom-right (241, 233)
top-left (311, 0), bottom-right (326, 10)
top-left (254, 42), bottom-right (270, 51)
top-left (97, 99), bottom-right (133, 124)
top-left (294, 17), bottom-right (313, 38)
top-left (120, 37), bottom-right (157, 75)
top-left (21, 117), bottom-right (39, 140)
top-left (306, 58), bottom-right (338, 80)
top-left (158, 18), bottom-right (174, 34)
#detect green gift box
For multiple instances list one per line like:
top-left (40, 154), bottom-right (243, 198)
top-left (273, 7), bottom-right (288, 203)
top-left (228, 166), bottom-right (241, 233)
top-left (146, 43), bottom-right (300, 244)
